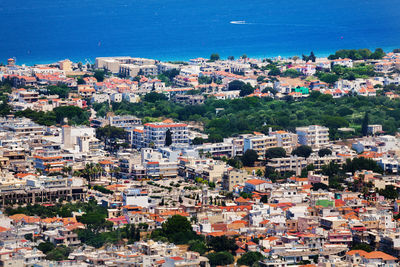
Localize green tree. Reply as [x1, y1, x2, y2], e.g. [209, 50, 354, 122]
[206, 251, 234, 267]
[292, 145, 313, 158]
[379, 185, 398, 199]
[242, 149, 259, 167]
[144, 92, 168, 102]
[362, 112, 369, 136]
[370, 48, 385, 59]
[317, 73, 339, 84]
[45, 246, 72, 261]
[37, 242, 55, 254]
[260, 195, 268, 203]
[255, 169, 263, 177]
[94, 70, 106, 82]
[207, 235, 238, 253]
[228, 80, 254, 96]
[210, 53, 220, 61]
[311, 182, 329, 191]
[188, 240, 208, 255]
[351, 243, 372, 252]
[192, 137, 205, 145]
[237, 251, 265, 266]
[268, 67, 281, 76]
[165, 129, 173, 147]
[265, 147, 286, 159]
[318, 148, 332, 157]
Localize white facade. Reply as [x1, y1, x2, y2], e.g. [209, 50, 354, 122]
[296, 125, 329, 149]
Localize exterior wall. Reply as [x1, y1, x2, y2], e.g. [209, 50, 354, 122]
[296, 125, 329, 149]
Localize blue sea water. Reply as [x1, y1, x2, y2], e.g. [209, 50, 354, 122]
[1, 0, 400, 65]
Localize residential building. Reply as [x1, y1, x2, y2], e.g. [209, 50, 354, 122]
[296, 125, 330, 149]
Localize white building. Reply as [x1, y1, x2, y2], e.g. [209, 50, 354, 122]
[122, 188, 152, 208]
[296, 125, 329, 149]
[132, 120, 189, 149]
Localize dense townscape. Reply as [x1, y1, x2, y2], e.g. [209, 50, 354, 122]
[1, 48, 400, 266]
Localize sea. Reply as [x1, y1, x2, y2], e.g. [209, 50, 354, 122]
[1, 0, 400, 65]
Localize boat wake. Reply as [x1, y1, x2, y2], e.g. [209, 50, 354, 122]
[230, 20, 247, 25]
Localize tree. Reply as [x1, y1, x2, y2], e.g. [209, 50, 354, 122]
[318, 148, 332, 157]
[351, 243, 372, 252]
[45, 246, 72, 261]
[165, 129, 173, 146]
[162, 215, 191, 235]
[37, 242, 55, 254]
[210, 53, 220, 61]
[94, 70, 105, 82]
[152, 215, 200, 244]
[207, 235, 238, 253]
[188, 240, 208, 255]
[309, 51, 316, 62]
[292, 56, 299, 62]
[255, 169, 263, 177]
[268, 67, 281, 76]
[311, 182, 329, 191]
[379, 185, 398, 199]
[228, 80, 254, 96]
[292, 145, 313, 158]
[192, 137, 204, 145]
[370, 48, 385, 59]
[78, 211, 107, 232]
[317, 72, 339, 84]
[260, 195, 268, 203]
[237, 251, 264, 266]
[206, 251, 234, 266]
[362, 112, 369, 136]
[242, 149, 259, 167]
[265, 147, 286, 159]
[228, 56, 235, 61]
[227, 157, 243, 169]
[144, 92, 168, 102]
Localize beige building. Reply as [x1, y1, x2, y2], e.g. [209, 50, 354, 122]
[58, 59, 72, 72]
[222, 169, 249, 191]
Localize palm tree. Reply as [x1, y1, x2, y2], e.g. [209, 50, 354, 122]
[111, 166, 121, 184]
[94, 163, 102, 181]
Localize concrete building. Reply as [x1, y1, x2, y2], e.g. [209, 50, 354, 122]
[131, 120, 189, 149]
[58, 59, 73, 72]
[62, 125, 96, 150]
[266, 156, 307, 176]
[222, 169, 249, 191]
[296, 125, 329, 149]
[122, 188, 152, 208]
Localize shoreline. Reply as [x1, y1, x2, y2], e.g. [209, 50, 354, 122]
[3, 45, 399, 66]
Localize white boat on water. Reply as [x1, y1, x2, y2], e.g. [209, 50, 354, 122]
[230, 20, 246, 24]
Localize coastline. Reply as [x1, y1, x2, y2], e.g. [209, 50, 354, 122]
[5, 44, 399, 66]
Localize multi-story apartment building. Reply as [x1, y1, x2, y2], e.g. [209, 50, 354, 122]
[0, 118, 44, 137]
[222, 169, 249, 191]
[243, 134, 277, 158]
[296, 125, 329, 149]
[266, 156, 307, 176]
[33, 144, 65, 173]
[131, 120, 188, 149]
[243, 131, 297, 158]
[17, 90, 39, 103]
[109, 115, 142, 129]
